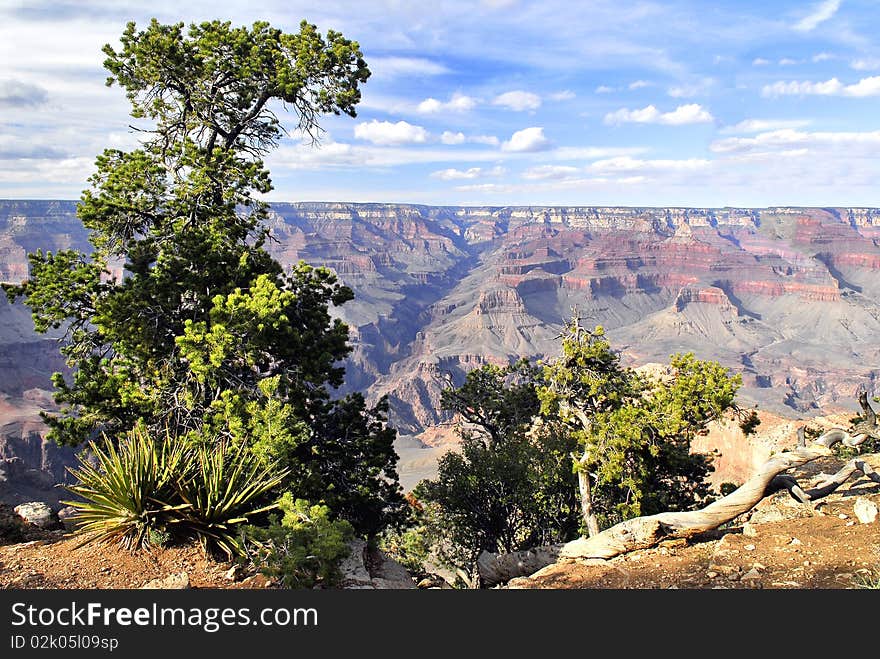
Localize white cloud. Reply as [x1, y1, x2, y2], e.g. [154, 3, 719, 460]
[762, 76, 880, 97]
[416, 93, 477, 114]
[493, 90, 542, 111]
[595, 85, 615, 94]
[0, 79, 49, 107]
[440, 131, 465, 145]
[368, 57, 450, 79]
[752, 58, 770, 66]
[588, 156, 711, 174]
[851, 58, 880, 71]
[604, 103, 713, 126]
[779, 58, 799, 66]
[628, 80, 650, 90]
[440, 131, 499, 146]
[501, 126, 551, 152]
[720, 118, 812, 134]
[793, 0, 841, 32]
[668, 78, 715, 98]
[550, 90, 576, 101]
[812, 52, 834, 62]
[522, 165, 581, 180]
[431, 166, 505, 180]
[710, 128, 880, 155]
[353, 120, 429, 146]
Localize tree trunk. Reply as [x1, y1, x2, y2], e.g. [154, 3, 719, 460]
[578, 453, 601, 537]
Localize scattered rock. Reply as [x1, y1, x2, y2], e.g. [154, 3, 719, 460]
[56, 506, 79, 532]
[741, 568, 762, 581]
[853, 498, 878, 524]
[838, 513, 848, 520]
[706, 571, 718, 579]
[744, 544, 756, 551]
[13, 502, 56, 529]
[224, 566, 240, 581]
[141, 572, 189, 589]
[742, 522, 758, 537]
[789, 538, 802, 546]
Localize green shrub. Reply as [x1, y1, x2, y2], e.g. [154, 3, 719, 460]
[242, 494, 354, 588]
[64, 427, 187, 551]
[172, 441, 288, 558]
[65, 428, 287, 556]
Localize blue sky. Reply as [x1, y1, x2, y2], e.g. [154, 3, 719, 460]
[2, 0, 880, 206]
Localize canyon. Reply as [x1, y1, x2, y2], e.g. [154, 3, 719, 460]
[1, 201, 879, 494]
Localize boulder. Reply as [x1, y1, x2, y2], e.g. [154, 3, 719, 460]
[141, 572, 190, 589]
[13, 501, 56, 529]
[57, 506, 80, 531]
[853, 497, 878, 524]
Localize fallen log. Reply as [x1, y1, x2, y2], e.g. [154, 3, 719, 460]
[477, 545, 561, 587]
[557, 442, 836, 561]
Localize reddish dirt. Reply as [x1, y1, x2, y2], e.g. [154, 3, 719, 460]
[0, 525, 270, 590]
[513, 514, 879, 589]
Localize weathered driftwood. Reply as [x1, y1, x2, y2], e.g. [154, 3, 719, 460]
[557, 442, 835, 561]
[487, 396, 880, 584]
[477, 545, 561, 586]
[772, 456, 880, 503]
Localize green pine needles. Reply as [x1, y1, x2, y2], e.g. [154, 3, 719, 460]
[5, 16, 406, 554]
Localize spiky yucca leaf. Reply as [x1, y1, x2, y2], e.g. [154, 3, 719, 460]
[63, 428, 188, 551]
[172, 441, 288, 558]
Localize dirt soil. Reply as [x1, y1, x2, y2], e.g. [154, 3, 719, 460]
[0, 509, 270, 589]
[513, 455, 880, 589]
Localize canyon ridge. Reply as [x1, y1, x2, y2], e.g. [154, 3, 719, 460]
[1, 201, 879, 496]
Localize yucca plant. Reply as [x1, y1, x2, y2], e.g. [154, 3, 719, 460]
[64, 427, 189, 551]
[170, 440, 289, 558]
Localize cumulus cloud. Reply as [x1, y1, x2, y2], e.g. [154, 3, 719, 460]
[417, 92, 477, 114]
[595, 85, 615, 94]
[588, 156, 711, 174]
[0, 79, 48, 107]
[667, 78, 715, 98]
[779, 58, 799, 66]
[720, 118, 812, 134]
[813, 52, 834, 62]
[521, 165, 580, 180]
[851, 58, 880, 71]
[710, 128, 880, 155]
[762, 76, 880, 97]
[440, 131, 499, 146]
[628, 80, 650, 90]
[369, 57, 450, 79]
[353, 120, 429, 145]
[431, 165, 505, 180]
[752, 58, 770, 66]
[793, 0, 841, 32]
[492, 90, 541, 111]
[501, 126, 551, 152]
[550, 90, 576, 101]
[604, 103, 713, 126]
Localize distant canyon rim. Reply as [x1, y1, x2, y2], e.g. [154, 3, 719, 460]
[1, 201, 878, 494]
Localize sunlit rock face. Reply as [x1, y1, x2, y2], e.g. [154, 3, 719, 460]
[1, 201, 879, 451]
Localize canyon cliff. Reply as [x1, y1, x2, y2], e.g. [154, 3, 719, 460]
[1, 201, 879, 491]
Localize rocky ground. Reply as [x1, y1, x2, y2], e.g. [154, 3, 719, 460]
[0, 505, 415, 590]
[511, 453, 880, 589]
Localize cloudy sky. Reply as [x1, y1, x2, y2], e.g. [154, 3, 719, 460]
[2, 0, 880, 206]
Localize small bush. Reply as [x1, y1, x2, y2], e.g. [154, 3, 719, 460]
[64, 427, 187, 551]
[65, 428, 288, 556]
[242, 494, 353, 588]
[172, 440, 288, 558]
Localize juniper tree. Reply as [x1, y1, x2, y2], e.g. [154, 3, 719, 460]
[539, 315, 757, 534]
[3, 18, 405, 536]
